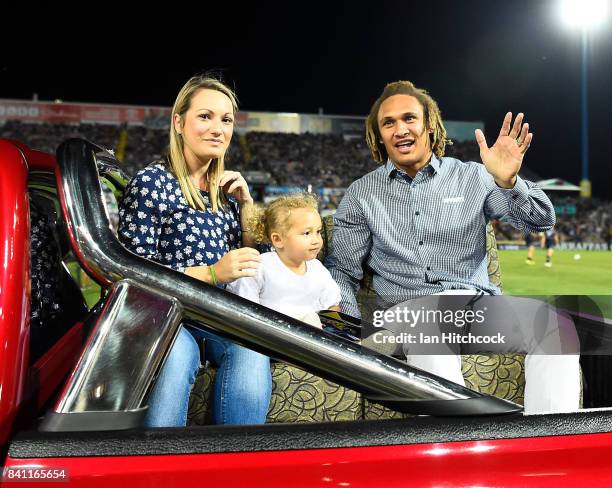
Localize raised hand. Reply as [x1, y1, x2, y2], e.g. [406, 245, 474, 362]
[475, 112, 533, 188]
[219, 171, 253, 206]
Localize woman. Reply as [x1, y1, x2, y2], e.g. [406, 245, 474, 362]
[118, 74, 271, 427]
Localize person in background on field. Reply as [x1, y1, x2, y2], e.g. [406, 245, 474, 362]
[541, 228, 560, 267]
[525, 231, 537, 265]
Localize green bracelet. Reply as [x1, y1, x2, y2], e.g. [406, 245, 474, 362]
[209, 264, 219, 286]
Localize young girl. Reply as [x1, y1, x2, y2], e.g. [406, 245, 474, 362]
[227, 193, 341, 327]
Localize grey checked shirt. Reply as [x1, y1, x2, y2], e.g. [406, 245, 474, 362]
[327, 156, 555, 317]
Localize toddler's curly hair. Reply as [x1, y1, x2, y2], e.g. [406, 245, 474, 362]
[248, 193, 319, 244]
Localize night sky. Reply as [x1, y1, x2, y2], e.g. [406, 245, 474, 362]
[2, 1, 611, 197]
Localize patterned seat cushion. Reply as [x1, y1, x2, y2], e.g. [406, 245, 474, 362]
[188, 363, 361, 425]
[188, 354, 525, 425]
[267, 364, 362, 422]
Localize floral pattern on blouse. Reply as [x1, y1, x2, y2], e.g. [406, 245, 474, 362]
[118, 162, 241, 272]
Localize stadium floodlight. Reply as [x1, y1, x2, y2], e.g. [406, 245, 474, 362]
[559, 0, 609, 29]
[558, 0, 609, 197]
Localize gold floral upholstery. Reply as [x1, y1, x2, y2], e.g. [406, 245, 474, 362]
[485, 223, 502, 289]
[188, 367, 215, 426]
[267, 365, 361, 422]
[461, 353, 525, 405]
[187, 217, 526, 426]
[187, 363, 361, 425]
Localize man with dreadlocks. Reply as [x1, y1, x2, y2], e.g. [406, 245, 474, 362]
[327, 80, 580, 414]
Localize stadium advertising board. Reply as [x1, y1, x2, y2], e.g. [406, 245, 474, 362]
[299, 114, 333, 133]
[1, 100, 152, 125]
[445, 120, 485, 141]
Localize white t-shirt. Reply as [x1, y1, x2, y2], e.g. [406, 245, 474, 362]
[226, 251, 341, 320]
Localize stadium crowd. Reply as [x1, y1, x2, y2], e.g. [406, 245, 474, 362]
[1, 120, 119, 156]
[2, 120, 609, 246]
[1, 121, 479, 187]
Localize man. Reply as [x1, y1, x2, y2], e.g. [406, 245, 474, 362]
[327, 81, 579, 413]
[525, 232, 536, 265]
[541, 228, 559, 267]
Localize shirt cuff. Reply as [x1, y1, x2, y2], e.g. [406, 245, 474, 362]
[498, 175, 530, 205]
[340, 301, 361, 319]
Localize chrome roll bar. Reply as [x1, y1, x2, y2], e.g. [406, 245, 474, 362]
[43, 138, 520, 431]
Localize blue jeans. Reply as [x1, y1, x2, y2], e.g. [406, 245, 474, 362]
[144, 325, 272, 427]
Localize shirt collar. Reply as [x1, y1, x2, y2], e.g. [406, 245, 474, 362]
[385, 155, 442, 179]
[384, 159, 399, 178]
[428, 155, 441, 174]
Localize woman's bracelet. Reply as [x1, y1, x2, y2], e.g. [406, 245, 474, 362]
[209, 264, 219, 286]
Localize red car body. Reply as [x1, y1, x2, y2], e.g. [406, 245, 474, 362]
[1, 138, 612, 487]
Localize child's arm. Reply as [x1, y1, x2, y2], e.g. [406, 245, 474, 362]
[317, 263, 343, 312]
[225, 274, 262, 304]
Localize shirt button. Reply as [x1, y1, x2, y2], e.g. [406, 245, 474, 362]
[415, 211, 420, 216]
[419, 241, 423, 245]
[426, 266, 431, 271]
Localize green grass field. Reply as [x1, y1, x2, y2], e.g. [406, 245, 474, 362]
[499, 249, 612, 318]
[66, 261, 102, 309]
[500, 250, 612, 294]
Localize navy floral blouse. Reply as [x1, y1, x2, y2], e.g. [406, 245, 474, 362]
[118, 162, 242, 272]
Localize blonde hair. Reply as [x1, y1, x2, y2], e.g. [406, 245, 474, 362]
[168, 73, 238, 212]
[248, 193, 319, 244]
[365, 80, 452, 164]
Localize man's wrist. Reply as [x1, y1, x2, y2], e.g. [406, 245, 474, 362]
[494, 175, 517, 189]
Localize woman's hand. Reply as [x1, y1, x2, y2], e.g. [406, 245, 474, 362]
[219, 171, 253, 206]
[219, 170, 257, 247]
[214, 247, 261, 283]
[185, 247, 261, 285]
